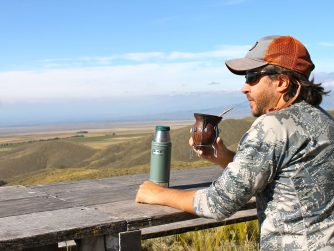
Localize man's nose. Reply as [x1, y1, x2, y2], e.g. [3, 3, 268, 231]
[241, 83, 250, 94]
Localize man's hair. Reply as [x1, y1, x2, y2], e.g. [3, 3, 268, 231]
[261, 65, 330, 106]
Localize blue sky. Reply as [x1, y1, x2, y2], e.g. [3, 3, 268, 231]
[0, 0, 333, 125]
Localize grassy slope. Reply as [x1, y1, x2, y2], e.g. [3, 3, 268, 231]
[0, 140, 97, 180]
[4, 110, 334, 185]
[4, 117, 253, 185]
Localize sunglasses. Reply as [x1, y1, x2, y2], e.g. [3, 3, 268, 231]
[245, 71, 277, 84]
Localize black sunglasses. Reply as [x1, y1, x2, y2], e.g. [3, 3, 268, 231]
[245, 71, 277, 84]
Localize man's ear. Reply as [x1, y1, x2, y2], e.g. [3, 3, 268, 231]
[276, 74, 290, 93]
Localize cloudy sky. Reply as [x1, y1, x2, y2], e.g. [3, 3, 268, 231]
[0, 0, 333, 125]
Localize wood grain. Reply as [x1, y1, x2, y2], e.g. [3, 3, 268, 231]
[0, 166, 257, 250]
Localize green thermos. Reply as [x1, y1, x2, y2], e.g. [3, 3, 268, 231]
[149, 125, 172, 187]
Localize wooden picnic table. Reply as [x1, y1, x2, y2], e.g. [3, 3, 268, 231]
[0, 166, 257, 251]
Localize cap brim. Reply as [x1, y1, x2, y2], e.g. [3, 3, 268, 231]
[225, 58, 267, 75]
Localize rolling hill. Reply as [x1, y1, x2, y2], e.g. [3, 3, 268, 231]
[2, 110, 333, 185]
[0, 117, 254, 184]
[0, 140, 97, 180]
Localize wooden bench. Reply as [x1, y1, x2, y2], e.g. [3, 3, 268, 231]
[0, 166, 258, 250]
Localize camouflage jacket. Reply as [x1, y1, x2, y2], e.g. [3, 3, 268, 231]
[193, 101, 334, 250]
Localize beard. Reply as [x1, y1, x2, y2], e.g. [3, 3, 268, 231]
[249, 91, 273, 117]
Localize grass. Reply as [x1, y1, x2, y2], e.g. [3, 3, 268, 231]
[142, 220, 259, 251]
[8, 160, 213, 185]
[66, 132, 151, 143]
[56, 220, 259, 251]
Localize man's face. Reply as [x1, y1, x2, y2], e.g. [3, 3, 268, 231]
[241, 71, 279, 117]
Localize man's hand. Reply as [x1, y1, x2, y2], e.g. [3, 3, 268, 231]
[189, 136, 235, 168]
[135, 180, 196, 213]
[135, 180, 165, 204]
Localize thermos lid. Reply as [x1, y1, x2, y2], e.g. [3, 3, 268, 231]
[155, 125, 170, 131]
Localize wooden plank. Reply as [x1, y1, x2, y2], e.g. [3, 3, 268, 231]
[58, 240, 76, 248]
[169, 166, 223, 187]
[93, 173, 149, 187]
[33, 183, 139, 206]
[0, 185, 46, 201]
[95, 199, 197, 230]
[29, 180, 112, 194]
[26, 166, 221, 207]
[29, 176, 146, 205]
[87, 166, 221, 188]
[95, 197, 256, 230]
[32, 181, 209, 208]
[141, 208, 258, 239]
[55, 190, 134, 206]
[0, 206, 127, 251]
[0, 195, 74, 218]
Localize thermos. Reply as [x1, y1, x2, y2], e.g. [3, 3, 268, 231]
[149, 125, 172, 187]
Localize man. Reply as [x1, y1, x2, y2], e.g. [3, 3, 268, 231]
[136, 35, 334, 250]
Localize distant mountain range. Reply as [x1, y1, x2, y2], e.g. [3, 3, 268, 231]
[0, 73, 333, 127]
[0, 91, 249, 127]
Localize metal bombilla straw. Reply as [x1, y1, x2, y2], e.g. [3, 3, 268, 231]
[218, 107, 234, 118]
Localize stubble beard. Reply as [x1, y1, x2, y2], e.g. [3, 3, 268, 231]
[251, 91, 273, 117]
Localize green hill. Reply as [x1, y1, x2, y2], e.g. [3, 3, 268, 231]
[0, 140, 97, 180]
[3, 110, 333, 185]
[0, 117, 253, 184]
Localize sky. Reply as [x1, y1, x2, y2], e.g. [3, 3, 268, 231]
[0, 0, 333, 125]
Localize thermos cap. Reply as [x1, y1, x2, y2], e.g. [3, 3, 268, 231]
[155, 125, 170, 131]
[154, 125, 171, 143]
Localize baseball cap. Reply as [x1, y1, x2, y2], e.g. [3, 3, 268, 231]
[225, 35, 315, 77]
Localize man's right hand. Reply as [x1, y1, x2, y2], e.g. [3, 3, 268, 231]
[189, 136, 235, 168]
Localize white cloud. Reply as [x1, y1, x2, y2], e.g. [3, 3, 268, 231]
[4, 44, 332, 103]
[0, 62, 243, 102]
[39, 45, 249, 68]
[166, 46, 248, 60]
[0, 46, 251, 102]
[123, 52, 165, 61]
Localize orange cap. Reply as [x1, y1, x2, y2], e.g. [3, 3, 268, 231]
[225, 35, 315, 77]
